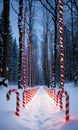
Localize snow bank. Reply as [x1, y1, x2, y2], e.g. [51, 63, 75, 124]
[0, 83, 78, 130]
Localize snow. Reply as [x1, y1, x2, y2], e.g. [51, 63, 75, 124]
[0, 83, 78, 130]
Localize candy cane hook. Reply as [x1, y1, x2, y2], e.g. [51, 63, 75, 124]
[6, 89, 20, 116]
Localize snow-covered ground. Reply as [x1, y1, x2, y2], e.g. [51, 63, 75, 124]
[0, 82, 78, 130]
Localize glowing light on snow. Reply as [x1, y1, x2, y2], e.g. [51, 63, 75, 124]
[61, 116, 74, 123]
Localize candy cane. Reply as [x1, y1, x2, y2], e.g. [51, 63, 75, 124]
[59, 0, 64, 91]
[44, 88, 56, 102]
[49, 90, 52, 98]
[59, 91, 63, 110]
[26, 90, 32, 104]
[52, 88, 56, 101]
[56, 90, 61, 106]
[25, 88, 39, 104]
[15, 91, 20, 116]
[56, 90, 63, 110]
[6, 89, 16, 100]
[64, 90, 69, 121]
[57, 90, 69, 121]
[6, 89, 20, 116]
[22, 90, 26, 107]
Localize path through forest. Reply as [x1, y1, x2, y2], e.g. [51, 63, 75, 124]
[1, 84, 78, 130]
[22, 87, 64, 130]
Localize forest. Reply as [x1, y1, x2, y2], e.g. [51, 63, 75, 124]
[0, 0, 78, 88]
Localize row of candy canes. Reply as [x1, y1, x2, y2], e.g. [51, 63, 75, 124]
[22, 88, 39, 107]
[22, 6, 38, 107]
[6, 88, 39, 116]
[45, 0, 70, 122]
[22, 6, 37, 87]
[6, 6, 34, 117]
[44, 87, 69, 122]
[44, 88, 56, 102]
[45, 0, 65, 113]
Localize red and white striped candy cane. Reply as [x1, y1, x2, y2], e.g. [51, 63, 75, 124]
[52, 88, 56, 101]
[59, 0, 64, 91]
[44, 88, 56, 102]
[56, 90, 61, 106]
[26, 90, 32, 104]
[59, 90, 69, 121]
[15, 91, 20, 116]
[6, 89, 16, 100]
[26, 88, 39, 104]
[64, 90, 69, 121]
[22, 90, 26, 107]
[59, 90, 63, 110]
[6, 89, 20, 116]
[56, 90, 63, 110]
[48, 89, 53, 98]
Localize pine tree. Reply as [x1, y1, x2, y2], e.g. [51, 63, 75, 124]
[8, 35, 18, 83]
[12, 38, 18, 83]
[8, 28, 14, 82]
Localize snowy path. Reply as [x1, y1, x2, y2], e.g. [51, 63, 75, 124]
[1, 84, 78, 130]
[21, 87, 63, 130]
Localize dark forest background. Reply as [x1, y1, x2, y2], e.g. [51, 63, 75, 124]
[0, 0, 78, 87]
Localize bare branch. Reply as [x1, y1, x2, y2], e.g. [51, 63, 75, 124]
[64, 0, 78, 16]
[66, 3, 78, 16]
[11, 3, 18, 15]
[73, 0, 78, 10]
[39, 0, 55, 18]
[46, 0, 55, 12]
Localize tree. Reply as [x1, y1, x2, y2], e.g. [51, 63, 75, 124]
[40, 0, 59, 88]
[42, 12, 49, 87]
[27, 0, 37, 87]
[8, 37, 18, 83]
[18, 0, 23, 89]
[49, 31, 53, 86]
[63, 26, 72, 81]
[64, 0, 78, 84]
[0, 0, 10, 87]
[8, 28, 14, 82]
[12, 38, 19, 83]
[0, 11, 4, 79]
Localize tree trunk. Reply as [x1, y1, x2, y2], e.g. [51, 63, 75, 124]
[18, 0, 23, 89]
[71, 0, 76, 83]
[53, 7, 57, 88]
[0, 0, 10, 87]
